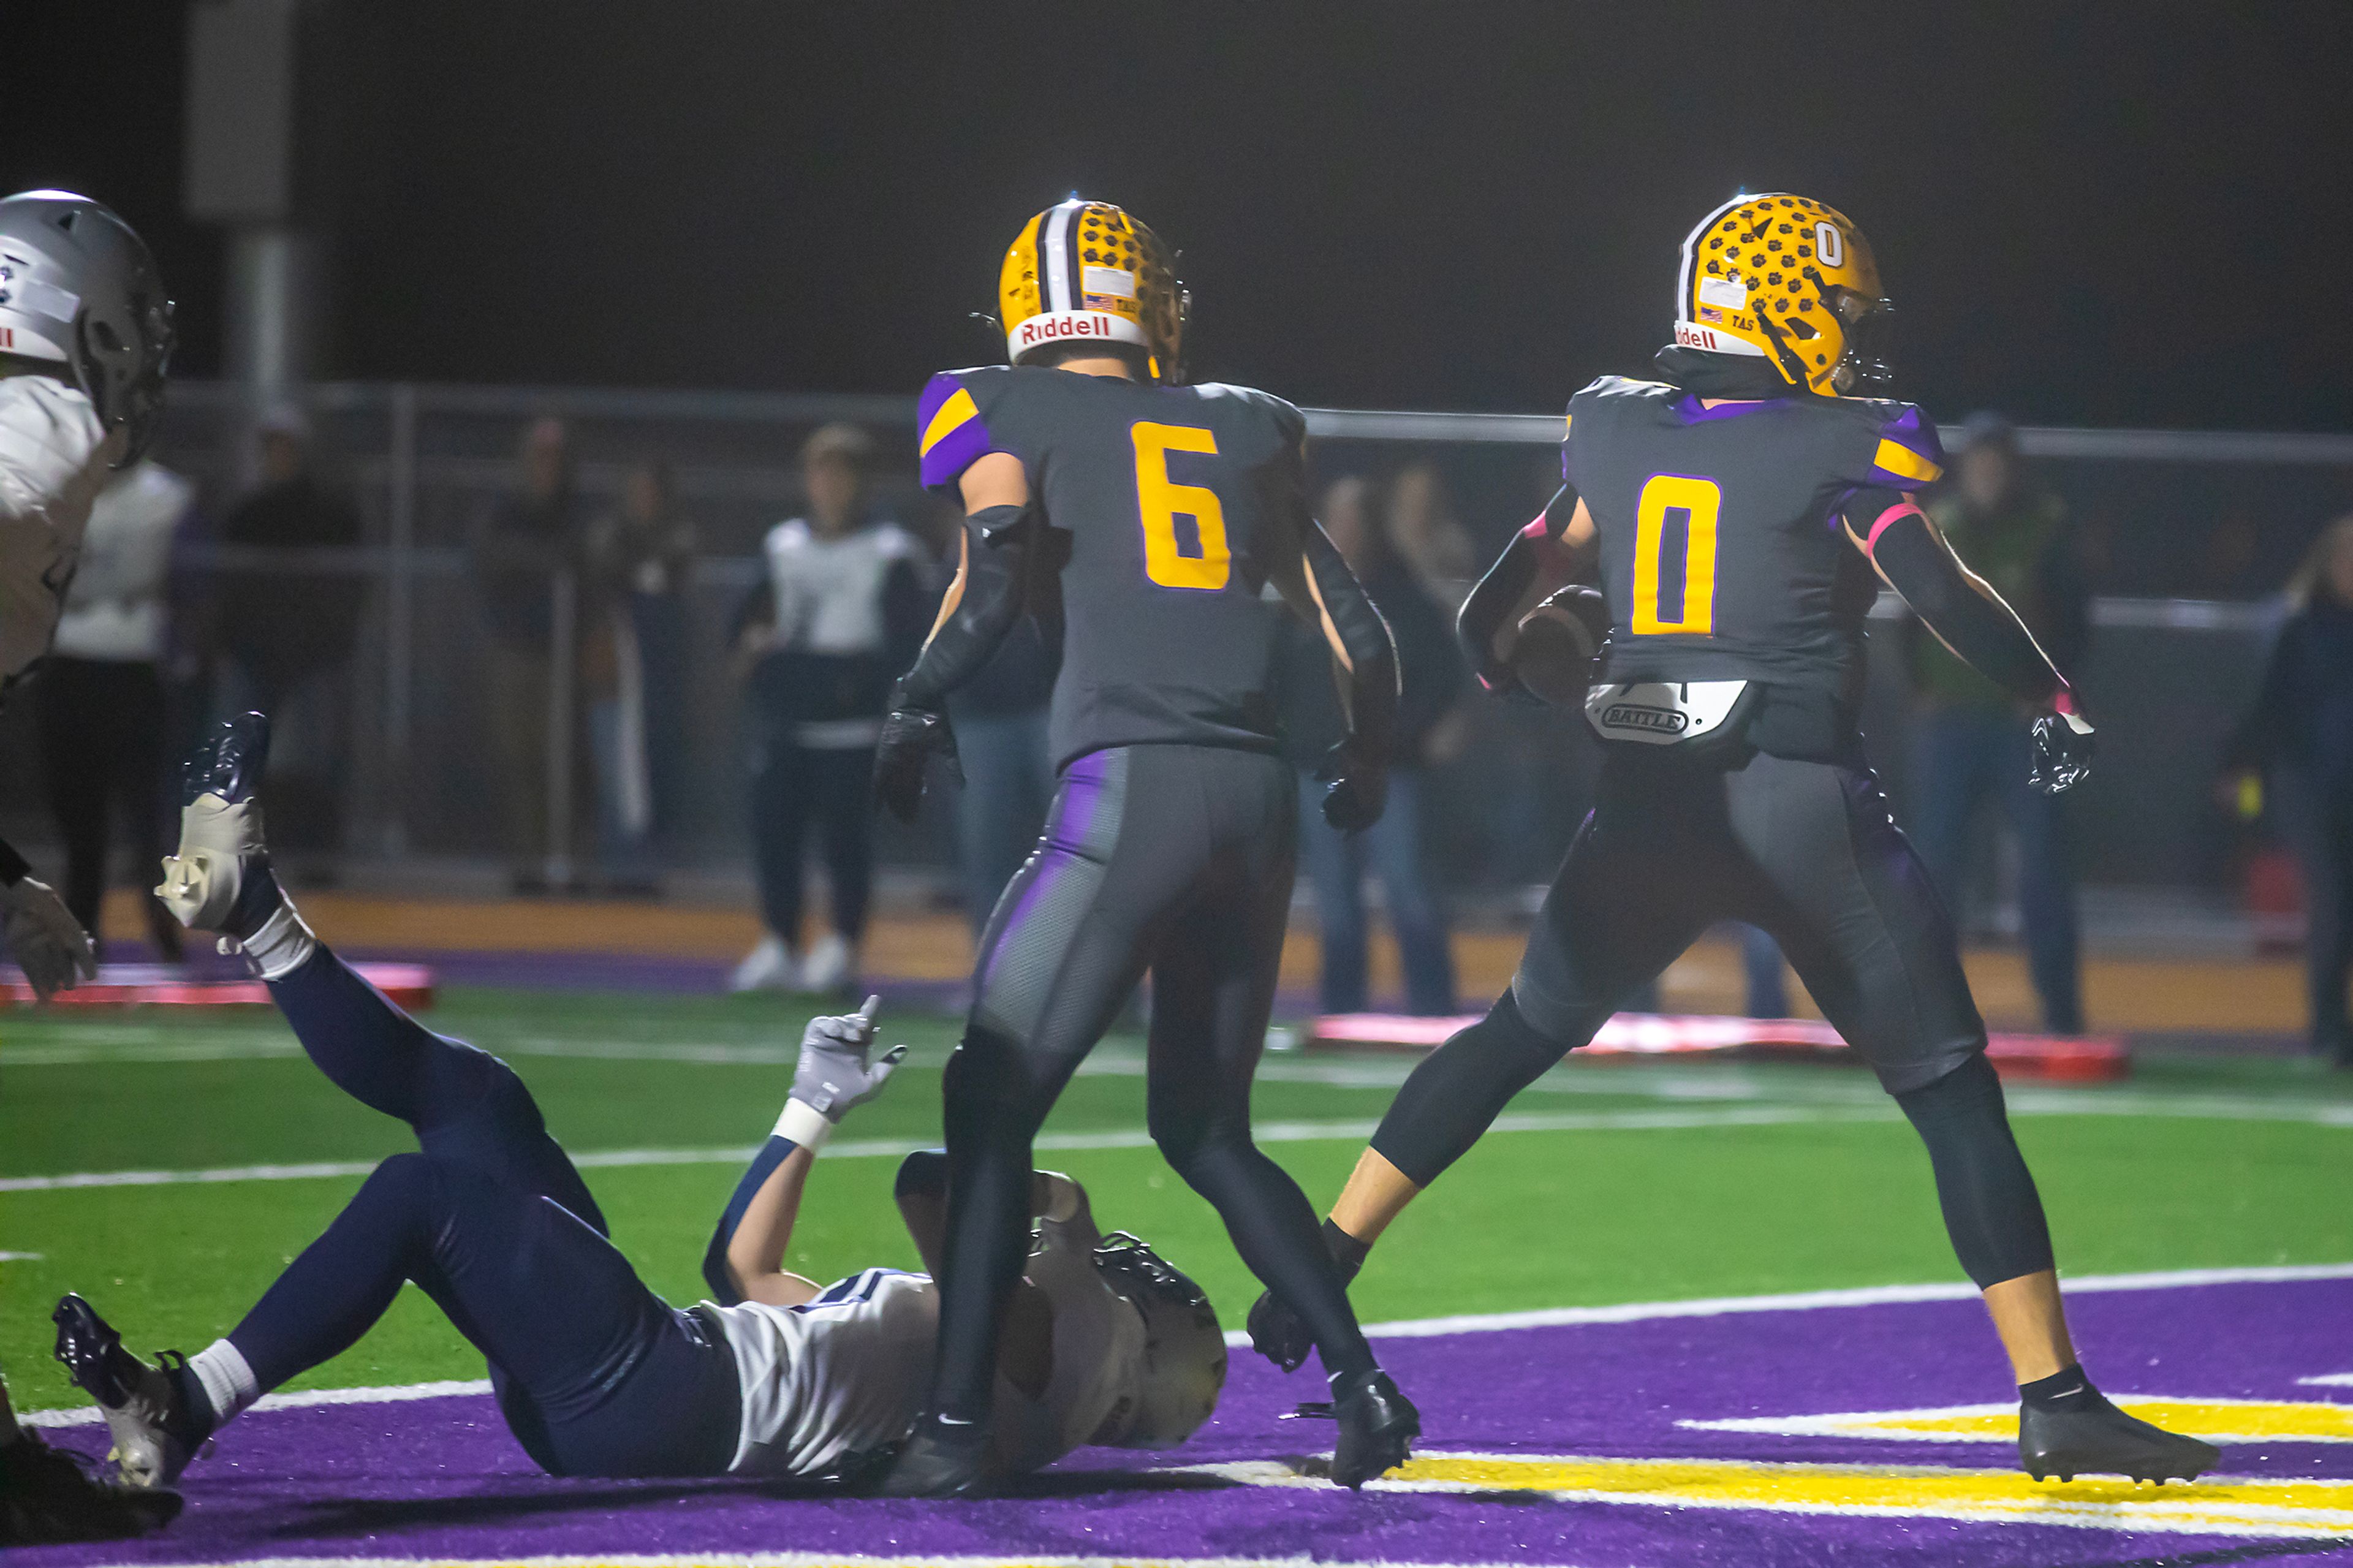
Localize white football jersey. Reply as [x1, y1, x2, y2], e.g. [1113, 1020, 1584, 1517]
[707, 1230, 1145, 1480]
[0, 376, 123, 689]
[761, 517, 920, 657]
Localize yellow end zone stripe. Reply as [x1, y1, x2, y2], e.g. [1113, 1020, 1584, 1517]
[1689, 1395, 2353, 1445]
[1873, 437, 1944, 483]
[1198, 1453, 2353, 1539]
[919, 387, 979, 456]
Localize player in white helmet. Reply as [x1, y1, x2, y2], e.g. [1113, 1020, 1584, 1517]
[53, 714, 1224, 1493]
[0, 189, 175, 1002]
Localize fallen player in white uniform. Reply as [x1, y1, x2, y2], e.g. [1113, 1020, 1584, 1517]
[54, 713, 1225, 1490]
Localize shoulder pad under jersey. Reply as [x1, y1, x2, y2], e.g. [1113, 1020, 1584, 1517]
[917, 367, 1015, 495]
[1838, 399, 1946, 491]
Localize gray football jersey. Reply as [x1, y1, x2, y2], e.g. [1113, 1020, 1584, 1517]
[1552, 376, 1946, 706]
[919, 365, 1316, 771]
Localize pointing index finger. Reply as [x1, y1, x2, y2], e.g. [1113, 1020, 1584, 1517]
[857, 993, 882, 1026]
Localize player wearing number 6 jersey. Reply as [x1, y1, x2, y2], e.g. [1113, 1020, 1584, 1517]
[870, 197, 1414, 1496]
[1247, 194, 2217, 1489]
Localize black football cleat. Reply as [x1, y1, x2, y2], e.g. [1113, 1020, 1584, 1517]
[1329, 1368, 1419, 1489]
[868, 1417, 989, 1498]
[2020, 1391, 2220, 1485]
[0, 1428, 183, 1544]
[51, 1295, 202, 1489]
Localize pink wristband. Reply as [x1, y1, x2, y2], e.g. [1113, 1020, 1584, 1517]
[1520, 515, 1551, 542]
[1863, 499, 1927, 555]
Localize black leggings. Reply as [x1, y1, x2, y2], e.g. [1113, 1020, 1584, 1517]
[227, 950, 740, 1476]
[1371, 749, 2055, 1292]
[928, 744, 1376, 1423]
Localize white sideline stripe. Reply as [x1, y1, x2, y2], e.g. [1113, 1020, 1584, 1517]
[21, 1378, 492, 1430]
[13, 1031, 2353, 1129]
[1336, 1262, 2353, 1343]
[0, 1249, 42, 1261]
[0, 1106, 1873, 1192]
[2304, 1374, 2353, 1387]
[26, 1266, 2351, 1424]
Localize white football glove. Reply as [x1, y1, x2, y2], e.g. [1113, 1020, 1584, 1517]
[777, 994, 907, 1149]
[2, 876, 97, 1001]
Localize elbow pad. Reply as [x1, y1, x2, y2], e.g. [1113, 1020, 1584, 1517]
[893, 507, 1033, 712]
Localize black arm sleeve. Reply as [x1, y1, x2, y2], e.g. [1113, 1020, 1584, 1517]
[1850, 488, 2063, 706]
[1302, 517, 1400, 765]
[0, 831, 28, 888]
[890, 504, 1033, 713]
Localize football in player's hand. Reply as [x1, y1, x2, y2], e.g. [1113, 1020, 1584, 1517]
[1510, 586, 1609, 705]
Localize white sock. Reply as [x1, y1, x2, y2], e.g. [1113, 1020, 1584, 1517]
[186, 1339, 259, 1427]
[240, 901, 318, 982]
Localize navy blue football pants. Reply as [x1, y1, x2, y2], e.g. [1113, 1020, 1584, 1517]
[926, 744, 1378, 1425]
[226, 949, 740, 1476]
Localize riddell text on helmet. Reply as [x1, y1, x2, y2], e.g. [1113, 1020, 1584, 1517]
[1017, 314, 1116, 349]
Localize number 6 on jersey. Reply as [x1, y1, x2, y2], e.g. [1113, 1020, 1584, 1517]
[1131, 422, 1230, 590]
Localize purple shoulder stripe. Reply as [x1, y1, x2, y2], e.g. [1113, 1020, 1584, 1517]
[917, 371, 999, 494]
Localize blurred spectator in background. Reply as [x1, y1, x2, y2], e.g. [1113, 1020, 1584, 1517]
[1908, 414, 2091, 1033]
[214, 407, 364, 865]
[2223, 516, 2353, 1066]
[36, 458, 192, 960]
[946, 618, 1059, 942]
[1281, 474, 1464, 1015]
[731, 425, 928, 994]
[1387, 461, 1479, 597]
[474, 416, 588, 890]
[583, 460, 696, 890]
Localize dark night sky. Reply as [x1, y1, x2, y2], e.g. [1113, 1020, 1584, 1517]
[8, 3, 2352, 428]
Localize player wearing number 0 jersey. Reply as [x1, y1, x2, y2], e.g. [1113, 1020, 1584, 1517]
[1247, 194, 2219, 1490]
[870, 197, 1416, 1496]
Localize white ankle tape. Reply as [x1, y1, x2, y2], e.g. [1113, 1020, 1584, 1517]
[242, 902, 318, 981]
[774, 1097, 833, 1153]
[188, 1340, 259, 1426]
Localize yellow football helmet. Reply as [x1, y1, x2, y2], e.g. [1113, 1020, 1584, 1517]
[999, 198, 1186, 379]
[1673, 194, 1895, 395]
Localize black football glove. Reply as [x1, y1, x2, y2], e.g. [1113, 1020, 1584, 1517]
[1248, 1220, 1371, 1373]
[873, 706, 960, 823]
[1317, 738, 1388, 833]
[2028, 705, 2096, 795]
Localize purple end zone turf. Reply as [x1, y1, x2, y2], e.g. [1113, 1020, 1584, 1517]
[16, 1275, 2351, 1567]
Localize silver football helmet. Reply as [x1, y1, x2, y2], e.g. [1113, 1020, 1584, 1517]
[1091, 1230, 1226, 1449]
[0, 191, 173, 464]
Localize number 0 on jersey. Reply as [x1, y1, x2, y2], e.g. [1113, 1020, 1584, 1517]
[1631, 473, 1722, 635]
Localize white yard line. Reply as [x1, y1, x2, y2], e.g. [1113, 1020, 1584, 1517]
[25, 1265, 2347, 1425]
[0, 1105, 1874, 1192]
[11, 1029, 2351, 1124]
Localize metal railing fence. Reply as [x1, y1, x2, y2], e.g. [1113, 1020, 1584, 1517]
[0, 379, 2343, 902]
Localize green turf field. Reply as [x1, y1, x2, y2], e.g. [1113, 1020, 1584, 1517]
[3, 987, 2349, 1412]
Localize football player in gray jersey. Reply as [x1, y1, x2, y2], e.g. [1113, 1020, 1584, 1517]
[55, 716, 1221, 1494]
[0, 189, 172, 1006]
[1249, 195, 2216, 1488]
[871, 198, 1415, 1496]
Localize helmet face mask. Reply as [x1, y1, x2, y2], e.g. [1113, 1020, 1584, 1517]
[999, 199, 1185, 382]
[1089, 1230, 1225, 1449]
[1676, 193, 1893, 396]
[0, 191, 173, 464]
